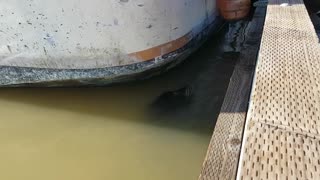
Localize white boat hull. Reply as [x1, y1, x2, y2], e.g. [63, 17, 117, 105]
[0, 0, 220, 86]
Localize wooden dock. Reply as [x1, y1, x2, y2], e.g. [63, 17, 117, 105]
[200, 0, 320, 179]
[199, 3, 266, 179]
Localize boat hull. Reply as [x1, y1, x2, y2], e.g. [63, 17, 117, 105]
[0, 0, 221, 86]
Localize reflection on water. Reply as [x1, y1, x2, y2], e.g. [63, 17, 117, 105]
[0, 22, 245, 180]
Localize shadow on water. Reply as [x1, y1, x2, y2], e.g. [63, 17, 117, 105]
[305, 0, 320, 40]
[0, 20, 248, 136]
[149, 21, 248, 134]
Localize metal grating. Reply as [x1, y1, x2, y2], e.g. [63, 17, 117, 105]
[237, 0, 320, 179]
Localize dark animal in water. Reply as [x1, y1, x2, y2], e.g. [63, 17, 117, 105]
[151, 86, 193, 114]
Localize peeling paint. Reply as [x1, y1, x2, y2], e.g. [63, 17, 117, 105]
[113, 18, 119, 26]
[7, 45, 12, 53]
[44, 34, 56, 47]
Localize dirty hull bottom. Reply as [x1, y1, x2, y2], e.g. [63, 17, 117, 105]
[0, 19, 223, 87]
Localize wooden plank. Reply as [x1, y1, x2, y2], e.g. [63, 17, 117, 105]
[198, 4, 266, 180]
[237, 0, 320, 179]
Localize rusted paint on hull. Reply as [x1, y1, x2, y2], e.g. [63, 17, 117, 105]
[218, 0, 251, 21]
[129, 33, 192, 61]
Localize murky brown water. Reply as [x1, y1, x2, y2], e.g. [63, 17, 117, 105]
[0, 23, 245, 180]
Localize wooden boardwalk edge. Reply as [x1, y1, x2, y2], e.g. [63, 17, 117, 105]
[236, 0, 320, 179]
[199, 4, 266, 180]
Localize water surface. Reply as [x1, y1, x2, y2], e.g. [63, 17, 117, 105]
[0, 23, 244, 180]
